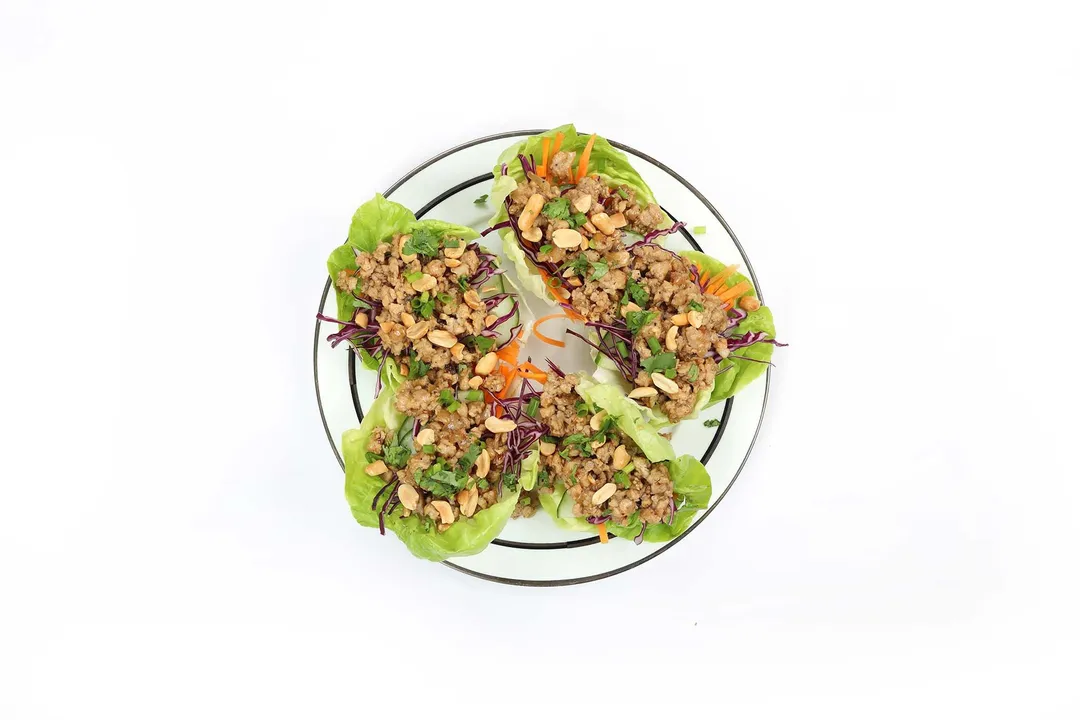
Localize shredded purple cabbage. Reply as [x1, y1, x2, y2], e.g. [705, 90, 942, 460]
[545, 358, 566, 378]
[587, 515, 611, 525]
[481, 220, 511, 237]
[634, 523, 647, 544]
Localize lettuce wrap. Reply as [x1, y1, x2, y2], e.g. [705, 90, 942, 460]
[537, 376, 712, 542]
[487, 124, 672, 308]
[323, 193, 516, 394]
[342, 385, 540, 561]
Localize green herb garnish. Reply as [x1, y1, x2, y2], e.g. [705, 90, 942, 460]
[589, 260, 609, 281]
[569, 212, 587, 229]
[624, 277, 650, 307]
[687, 365, 699, 382]
[642, 352, 676, 374]
[693, 225, 706, 235]
[469, 335, 496, 353]
[647, 336, 662, 354]
[422, 444, 435, 454]
[474, 195, 488, 205]
[463, 390, 484, 402]
[617, 188, 629, 199]
[689, 300, 704, 312]
[629, 311, 658, 337]
[404, 271, 423, 284]
[538, 244, 553, 256]
[542, 198, 570, 220]
[403, 228, 441, 259]
[703, 419, 721, 428]
[614, 470, 631, 488]
[525, 397, 539, 417]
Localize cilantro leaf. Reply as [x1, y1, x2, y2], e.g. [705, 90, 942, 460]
[560, 254, 591, 278]
[459, 443, 482, 472]
[626, 313, 656, 338]
[589, 260, 609, 281]
[383, 444, 410, 469]
[542, 198, 570, 221]
[614, 470, 631, 489]
[624, 277, 650, 307]
[407, 352, 429, 379]
[642, 352, 677, 374]
[469, 335, 495, 353]
[703, 418, 721, 428]
[474, 194, 488, 204]
[403, 228, 440, 258]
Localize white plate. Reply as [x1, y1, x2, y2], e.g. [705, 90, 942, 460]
[314, 130, 770, 585]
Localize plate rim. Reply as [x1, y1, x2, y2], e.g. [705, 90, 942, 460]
[312, 129, 771, 586]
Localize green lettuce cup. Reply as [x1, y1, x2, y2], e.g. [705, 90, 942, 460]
[343, 384, 541, 562]
[321, 193, 516, 394]
[580, 247, 781, 427]
[534, 374, 711, 543]
[487, 124, 674, 309]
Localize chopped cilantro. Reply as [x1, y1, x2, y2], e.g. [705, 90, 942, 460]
[384, 444, 410, 469]
[664, 368, 677, 379]
[521, 496, 531, 505]
[350, 297, 373, 309]
[438, 389, 456, 408]
[629, 311, 658, 337]
[403, 228, 441, 259]
[457, 276, 470, 292]
[642, 352, 677, 374]
[614, 470, 631, 489]
[404, 271, 423, 284]
[624, 277, 650, 307]
[419, 466, 464, 498]
[560, 254, 591, 278]
[365, 451, 382, 463]
[474, 195, 488, 205]
[469, 335, 496, 353]
[502, 472, 519, 491]
[589, 261, 609, 281]
[541, 198, 570, 220]
[538, 244, 554, 256]
[703, 418, 721, 428]
[458, 443, 482, 472]
[442, 238, 460, 248]
[407, 352, 429, 379]
[537, 469, 550, 486]
[575, 401, 590, 417]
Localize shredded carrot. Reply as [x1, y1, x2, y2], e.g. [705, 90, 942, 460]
[497, 364, 518, 399]
[538, 269, 570, 302]
[698, 270, 711, 287]
[517, 361, 548, 382]
[563, 306, 585, 322]
[597, 522, 609, 543]
[534, 313, 568, 347]
[539, 137, 551, 179]
[716, 280, 752, 303]
[576, 134, 597, 181]
[706, 277, 726, 294]
[550, 132, 564, 161]
[495, 339, 521, 365]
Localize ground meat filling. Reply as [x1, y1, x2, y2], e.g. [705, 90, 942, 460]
[341, 231, 498, 372]
[534, 374, 674, 527]
[365, 393, 513, 534]
[505, 151, 665, 306]
[620, 244, 736, 423]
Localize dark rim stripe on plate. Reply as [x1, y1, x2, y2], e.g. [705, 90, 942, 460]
[313, 129, 769, 585]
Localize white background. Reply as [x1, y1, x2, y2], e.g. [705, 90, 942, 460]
[2, 1, 1077, 717]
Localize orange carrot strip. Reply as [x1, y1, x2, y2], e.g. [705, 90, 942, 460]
[576, 134, 597, 181]
[698, 270, 711, 288]
[517, 368, 548, 382]
[706, 277, 727, 294]
[497, 365, 518, 399]
[597, 522, 609, 543]
[563, 306, 585, 322]
[716, 280, 752, 303]
[539, 137, 551, 179]
[495, 340, 521, 365]
[534, 313, 568, 347]
[550, 132, 564, 163]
